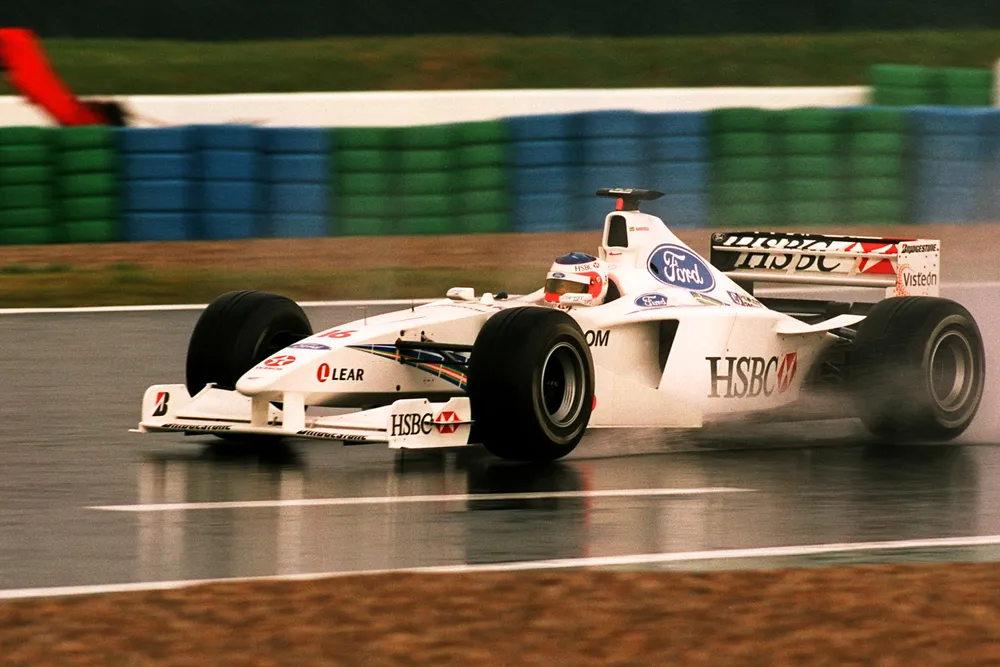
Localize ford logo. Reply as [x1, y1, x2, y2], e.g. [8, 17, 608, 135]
[289, 342, 331, 351]
[647, 244, 716, 292]
[634, 293, 669, 308]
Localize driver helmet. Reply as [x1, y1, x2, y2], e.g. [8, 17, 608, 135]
[544, 252, 608, 306]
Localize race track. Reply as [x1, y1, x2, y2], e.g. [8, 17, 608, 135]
[2, 285, 1000, 597]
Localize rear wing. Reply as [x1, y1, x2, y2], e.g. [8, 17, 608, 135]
[709, 231, 940, 298]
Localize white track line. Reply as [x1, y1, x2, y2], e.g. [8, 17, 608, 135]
[89, 487, 750, 512]
[0, 299, 437, 315]
[4, 533, 1000, 601]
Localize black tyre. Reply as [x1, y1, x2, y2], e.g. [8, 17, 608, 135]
[186, 290, 313, 396]
[467, 307, 594, 461]
[851, 296, 984, 441]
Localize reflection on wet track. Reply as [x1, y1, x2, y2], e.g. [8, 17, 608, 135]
[1, 286, 999, 594]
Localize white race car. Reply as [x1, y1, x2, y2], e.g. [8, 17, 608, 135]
[135, 189, 986, 461]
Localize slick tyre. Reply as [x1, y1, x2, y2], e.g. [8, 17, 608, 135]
[851, 296, 984, 441]
[468, 307, 594, 461]
[186, 290, 313, 396]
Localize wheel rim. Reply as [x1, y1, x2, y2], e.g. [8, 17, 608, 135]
[540, 342, 585, 427]
[930, 329, 976, 412]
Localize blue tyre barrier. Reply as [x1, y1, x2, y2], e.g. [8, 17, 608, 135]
[645, 112, 707, 137]
[120, 154, 191, 181]
[201, 212, 260, 240]
[576, 110, 645, 138]
[268, 213, 330, 238]
[511, 166, 576, 195]
[914, 135, 988, 162]
[122, 212, 191, 241]
[646, 162, 709, 194]
[916, 159, 985, 189]
[194, 124, 259, 150]
[262, 128, 331, 154]
[580, 137, 645, 165]
[649, 193, 709, 229]
[265, 155, 330, 183]
[911, 109, 990, 136]
[268, 183, 329, 215]
[200, 150, 259, 181]
[511, 193, 574, 231]
[509, 114, 576, 141]
[510, 140, 577, 168]
[576, 164, 645, 194]
[122, 180, 192, 212]
[202, 181, 262, 212]
[116, 128, 193, 154]
[648, 136, 708, 162]
[915, 186, 983, 223]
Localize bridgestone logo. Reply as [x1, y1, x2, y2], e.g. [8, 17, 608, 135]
[297, 429, 368, 442]
[902, 243, 938, 254]
[163, 423, 232, 432]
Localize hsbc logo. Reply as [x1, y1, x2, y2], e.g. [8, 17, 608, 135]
[434, 410, 461, 434]
[707, 352, 799, 398]
[391, 413, 434, 437]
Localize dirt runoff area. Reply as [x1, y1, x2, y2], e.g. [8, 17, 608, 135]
[5, 565, 1000, 665]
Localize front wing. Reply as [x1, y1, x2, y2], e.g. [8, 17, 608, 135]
[133, 384, 473, 449]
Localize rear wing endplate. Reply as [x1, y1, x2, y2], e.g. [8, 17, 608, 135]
[709, 231, 940, 298]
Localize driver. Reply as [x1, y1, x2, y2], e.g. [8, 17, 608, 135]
[543, 252, 608, 307]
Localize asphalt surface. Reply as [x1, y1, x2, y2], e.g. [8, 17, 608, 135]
[2, 286, 1000, 593]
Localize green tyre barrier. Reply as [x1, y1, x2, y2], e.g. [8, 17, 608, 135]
[400, 194, 451, 217]
[337, 172, 392, 196]
[397, 171, 453, 196]
[61, 220, 119, 243]
[335, 127, 395, 150]
[779, 108, 843, 133]
[59, 173, 117, 197]
[870, 64, 933, 89]
[847, 132, 907, 156]
[0, 144, 51, 165]
[0, 207, 55, 228]
[940, 88, 992, 107]
[336, 217, 396, 236]
[711, 182, 776, 206]
[785, 178, 840, 201]
[0, 127, 52, 146]
[848, 178, 903, 199]
[397, 216, 455, 235]
[872, 87, 934, 106]
[336, 150, 394, 174]
[845, 108, 908, 133]
[0, 185, 53, 210]
[459, 189, 507, 214]
[0, 225, 56, 245]
[457, 120, 507, 144]
[58, 126, 113, 150]
[847, 154, 905, 177]
[339, 195, 394, 218]
[396, 124, 457, 149]
[780, 133, 840, 155]
[462, 211, 509, 234]
[60, 196, 118, 221]
[712, 202, 776, 228]
[0, 165, 54, 185]
[712, 132, 772, 157]
[457, 166, 506, 191]
[784, 155, 840, 179]
[59, 149, 116, 174]
[710, 108, 775, 133]
[848, 199, 906, 224]
[457, 144, 506, 168]
[786, 200, 841, 225]
[713, 157, 780, 181]
[398, 149, 453, 172]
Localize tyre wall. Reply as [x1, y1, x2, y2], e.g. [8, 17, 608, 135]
[2, 108, 1000, 245]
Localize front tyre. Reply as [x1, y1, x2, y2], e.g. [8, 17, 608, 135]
[467, 307, 594, 461]
[851, 296, 984, 441]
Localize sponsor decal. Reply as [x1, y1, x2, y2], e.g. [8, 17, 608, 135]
[585, 329, 610, 347]
[727, 291, 764, 308]
[296, 429, 368, 442]
[690, 292, 728, 307]
[628, 226, 650, 232]
[552, 272, 566, 278]
[152, 392, 170, 417]
[902, 243, 938, 254]
[719, 234, 844, 273]
[289, 342, 331, 351]
[706, 352, 798, 398]
[434, 410, 461, 434]
[262, 355, 296, 368]
[317, 329, 356, 339]
[573, 261, 600, 272]
[845, 241, 898, 275]
[899, 266, 937, 287]
[634, 293, 670, 308]
[316, 363, 364, 383]
[391, 412, 434, 437]
[162, 423, 232, 432]
[648, 244, 716, 291]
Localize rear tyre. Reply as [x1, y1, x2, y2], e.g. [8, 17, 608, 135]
[467, 307, 594, 461]
[186, 290, 313, 396]
[851, 296, 984, 441]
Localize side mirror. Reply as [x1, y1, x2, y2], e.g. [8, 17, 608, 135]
[447, 287, 475, 301]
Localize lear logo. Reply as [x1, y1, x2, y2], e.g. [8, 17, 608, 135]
[634, 293, 669, 308]
[152, 392, 169, 417]
[585, 330, 610, 347]
[647, 244, 716, 292]
[707, 352, 798, 398]
[391, 413, 434, 437]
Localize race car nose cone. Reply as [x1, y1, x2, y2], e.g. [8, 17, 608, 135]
[235, 373, 270, 395]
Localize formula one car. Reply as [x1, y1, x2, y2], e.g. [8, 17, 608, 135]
[135, 189, 985, 460]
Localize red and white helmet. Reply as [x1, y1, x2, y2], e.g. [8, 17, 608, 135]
[543, 252, 608, 306]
